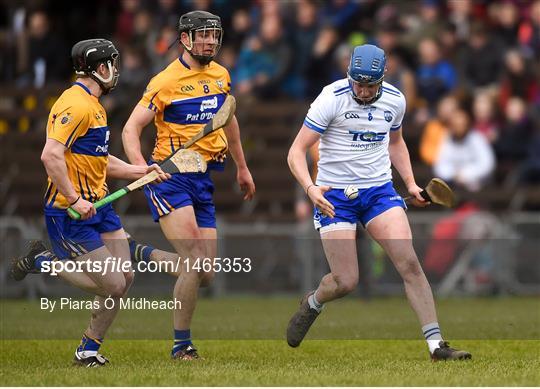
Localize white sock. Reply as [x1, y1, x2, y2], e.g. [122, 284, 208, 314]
[422, 322, 443, 354]
[307, 291, 323, 312]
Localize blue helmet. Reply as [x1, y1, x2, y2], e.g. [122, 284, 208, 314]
[347, 44, 386, 104]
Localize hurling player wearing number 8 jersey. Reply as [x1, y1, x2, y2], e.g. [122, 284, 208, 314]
[122, 11, 255, 360]
[286, 44, 471, 361]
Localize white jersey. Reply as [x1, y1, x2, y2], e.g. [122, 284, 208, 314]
[304, 79, 406, 188]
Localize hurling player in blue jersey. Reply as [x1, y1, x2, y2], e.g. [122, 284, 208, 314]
[286, 44, 471, 361]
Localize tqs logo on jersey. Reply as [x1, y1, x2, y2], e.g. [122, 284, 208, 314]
[344, 111, 361, 119]
[348, 130, 386, 142]
[216, 80, 224, 90]
[181, 85, 195, 92]
[384, 110, 393, 122]
[200, 96, 218, 112]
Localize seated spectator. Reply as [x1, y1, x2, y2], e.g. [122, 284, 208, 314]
[402, 0, 444, 50]
[517, 0, 540, 58]
[494, 97, 532, 166]
[498, 49, 540, 111]
[517, 129, 540, 184]
[419, 95, 459, 166]
[489, 0, 520, 49]
[472, 91, 499, 143]
[385, 49, 417, 112]
[434, 109, 495, 192]
[416, 37, 457, 111]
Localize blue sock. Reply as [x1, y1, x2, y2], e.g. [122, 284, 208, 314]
[35, 251, 55, 271]
[77, 333, 103, 353]
[172, 329, 192, 355]
[128, 238, 154, 263]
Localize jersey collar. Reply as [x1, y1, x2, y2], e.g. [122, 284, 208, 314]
[74, 82, 92, 95]
[178, 55, 191, 70]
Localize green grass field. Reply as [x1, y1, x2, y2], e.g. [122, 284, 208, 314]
[1, 297, 539, 386]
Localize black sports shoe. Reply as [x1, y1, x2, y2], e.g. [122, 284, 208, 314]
[286, 291, 320, 348]
[73, 350, 110, 367]
[431, 341, 472, 361]
[10, 240, 49, 281]
[172, 344, 200, 360]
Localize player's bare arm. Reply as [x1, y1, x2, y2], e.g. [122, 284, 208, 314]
[388, 129, 427, 207]
[41, 138, 96, 219]
[223, 114, 255, 200]
[107, 154, 170, 182]
[288, 125, 335, 218]
[122, 105, 156, 166]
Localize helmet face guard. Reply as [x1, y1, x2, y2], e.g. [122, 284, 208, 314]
[347, 76, 383, 105]
[72, 39, 120, 94]
[178, 11, 223, 65]
[347, 44, 386, 105]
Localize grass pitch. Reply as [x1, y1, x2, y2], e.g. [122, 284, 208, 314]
[1, 297, 539, 386]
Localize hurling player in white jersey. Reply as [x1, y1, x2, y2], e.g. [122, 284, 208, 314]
[286, 44, 471, 361]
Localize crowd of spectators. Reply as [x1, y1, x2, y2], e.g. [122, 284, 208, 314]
[1, 0, 540, 194]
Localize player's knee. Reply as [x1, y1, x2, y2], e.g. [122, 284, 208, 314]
[398, 257, 424, 280]
[123, 271, 135, 292]
[182, 238, 205, 257]
[200, 271, 214, 287]
[104, 280, 126, 298]
[333, 274, 358, 297]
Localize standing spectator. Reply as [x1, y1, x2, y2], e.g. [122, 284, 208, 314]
[461, 22, 504, 92]
[304, 24, 339, 98]
[290, 0, 320, 98]
[434, 109, 495, 192]
[17, 10, 68, 88]
[115, 0, 141, 46]
[416, 37, 457, 110]
[235, 14, 292, 99]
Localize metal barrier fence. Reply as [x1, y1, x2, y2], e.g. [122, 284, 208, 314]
[1, 213, 539, 299]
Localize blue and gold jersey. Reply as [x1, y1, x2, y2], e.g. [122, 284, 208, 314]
[139, 57, 231, 167]
[44, 82, 110, 212]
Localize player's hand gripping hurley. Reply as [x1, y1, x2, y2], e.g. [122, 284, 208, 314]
[404, 178, 456, 208]
[67, 95, 237, 220]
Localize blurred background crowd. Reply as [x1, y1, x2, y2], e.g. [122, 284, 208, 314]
[1, 0, 539, 296]
[1, 0, 540, 213]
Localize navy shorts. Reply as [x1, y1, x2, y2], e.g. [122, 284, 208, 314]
[45, 203, 123, 260]
[313, 181, 406, 230]
[144, 171, 216, 228]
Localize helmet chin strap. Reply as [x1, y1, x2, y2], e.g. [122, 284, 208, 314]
[90, 60, 119, 94]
